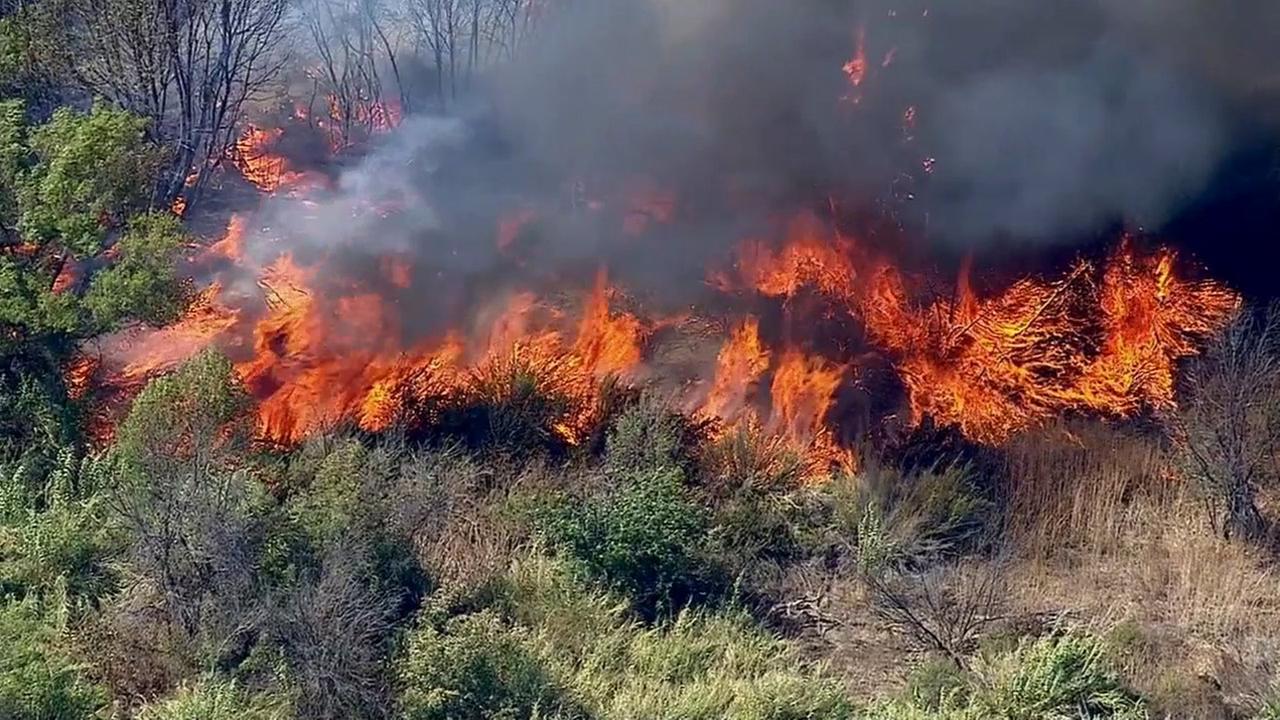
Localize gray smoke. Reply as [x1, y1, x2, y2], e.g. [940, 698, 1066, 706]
[255, 0, 1280, 313]
[490, 0, 1280, 244]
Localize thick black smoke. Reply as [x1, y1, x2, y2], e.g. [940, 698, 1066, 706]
[259, 0, 1280, 322]
[481, 0, 1280, 245]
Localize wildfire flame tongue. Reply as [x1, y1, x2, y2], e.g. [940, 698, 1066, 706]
[88, 107, 1240, 470]
[721, 217, 1240, 444]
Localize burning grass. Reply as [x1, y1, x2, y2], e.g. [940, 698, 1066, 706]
[85, 117, 1241, 485]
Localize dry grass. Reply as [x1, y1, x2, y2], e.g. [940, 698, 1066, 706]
[996, 421, 1280, 718]
[1002, 420, 1171, 560]
[800, 419, 1280, 716]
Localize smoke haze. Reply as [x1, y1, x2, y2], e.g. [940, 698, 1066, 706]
[260, 0, 1280, 306]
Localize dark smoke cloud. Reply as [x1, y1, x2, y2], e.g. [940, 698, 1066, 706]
[265, 0, 1280, 309]
[485, 0, 1279, 245]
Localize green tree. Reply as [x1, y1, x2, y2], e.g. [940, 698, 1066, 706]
[0, 100, 183, 460]
[136, 677, 291, 720]
[0, 446, 117, 611]
[397, 609, 572, 720]
[536, 468, 716, 616]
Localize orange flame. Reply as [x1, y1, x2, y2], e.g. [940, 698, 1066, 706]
[718, 215, 1240, 444]
[92, 106, 1239, 474]
[232, 126, 310, 194]
[575, 269, 645, 377]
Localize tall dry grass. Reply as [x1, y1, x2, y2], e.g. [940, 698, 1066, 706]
[998, 420, 1280, 716]
[1002, 420, 1171, 560]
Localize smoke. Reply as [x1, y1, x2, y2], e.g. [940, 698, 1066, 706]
[482, 0, 1279, 245]
[258, 0, 1280, 305]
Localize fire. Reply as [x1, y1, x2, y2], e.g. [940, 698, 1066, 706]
[769, 351, 844, 444]
[717, 216, 1239, 444]
[842, 25, 869, 89]
[1076, 241, 1241, 416]
[101, 283, 241, 386]
[841, 24, 869, 104]
[86, 75, 1240, 472]
[497, 208, 538, 251]
[727, 216, 859, 301]
[574, 269, 645, 378]
[704, 318, 771, 421]
[94, 170, 1238, 466]
[206, 214, 249, 263]
[150, 227, 649, 443]
[232, 126, 310, 194]
[621, 183, 677, 236]
[700, 318, 853, 476]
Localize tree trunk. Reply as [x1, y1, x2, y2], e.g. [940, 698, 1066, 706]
[1224, 477, 1265, 541]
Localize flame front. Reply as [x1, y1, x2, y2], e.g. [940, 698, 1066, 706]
[719, 217, 1240, 444]
[88, 87, 1242, 470]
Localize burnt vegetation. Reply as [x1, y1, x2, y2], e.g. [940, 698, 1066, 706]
[3, 1, 1280, 719]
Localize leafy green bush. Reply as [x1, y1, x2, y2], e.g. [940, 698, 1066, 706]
[445, 348, 592, 456]
[0, 599, 107, 719]
[567, 606, 855, 720]
[828, 460, 991, 569]
[699, 420, 806, 495]
[0, 447, 117, 609]
[604, 394, 706, 476]
[397, 609, 575, 720]
[0, 100, 181, 466]
[866, 631, 1147, 720]
[82, 212, 189, 329]
[535, 468, 714, 615]
[137, 677, 291, 720]
[20, 103, 166, 254]
[968, 631, 1146, 719]
[1258, 691, 1280, 720]
[279, 435, 431, 611]
[284, 438, 376, 547]
[408, 554, 856, 720]
[906, 657, 970, 711]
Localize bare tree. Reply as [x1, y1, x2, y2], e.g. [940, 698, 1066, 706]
[298, 0, 409, 150]
[1174, 305, 1280, 541]
[69, 0, 289, 210]
[406, 0, 460, 109]
[861, 558, 1007, 667]
[107, 352, 265, 655]
[405, 0, 546, 110]
[269, 541, 397, 720]
[486, 0, 543, 61]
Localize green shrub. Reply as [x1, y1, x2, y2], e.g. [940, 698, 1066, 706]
[967, 631, 1146, 719]
[82, 212, 189, 330]
[604, 394, 705, 476]
[699, 421, 806, 496]
[567, 607, 854, 720]
[864, 632, 1146, 719]
[906, 657, 970, 711]
[397, 609, 574, 720]
[828, 460, 991, 569]
[480, 554, 854, 720]
[0, 599, 107, 719]
[445, 348, 592, 456]
[280, 436, 429, 608]
[285, 438, 375, 547]
[535, 468, 714, 615]
[0, 448, 117, 609]
[137, 677, 291, 720]
[20, 104, 166, 255]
